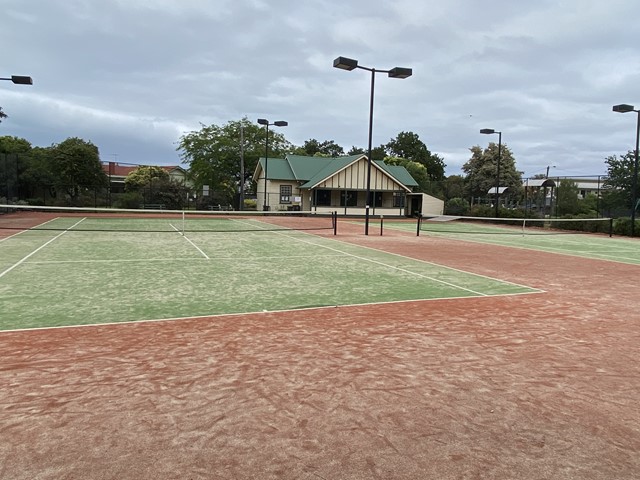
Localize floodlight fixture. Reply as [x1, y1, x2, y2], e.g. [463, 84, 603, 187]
[480, 128, 495, 135]
[613, 104, 635, 113]
[333, 56, 358, 71]
[388, 67, 412, 79]
[0, 75, 33, 85]
[257, 118, 268, 125]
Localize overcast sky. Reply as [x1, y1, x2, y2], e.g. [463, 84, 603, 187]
[2, 0, 639, 178]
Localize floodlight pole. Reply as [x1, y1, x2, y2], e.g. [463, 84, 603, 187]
[612, 104, 640, 237]
[480, 128, 502, 217]
[333, 56, 412, 235]
[257, 118, 287, 211]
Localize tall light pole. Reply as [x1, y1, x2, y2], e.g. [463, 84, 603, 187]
[333, 56, 412, 235]
[480, 128, 502, 217]
[257, 118, 287, 211]
[612, 104, 640, 237]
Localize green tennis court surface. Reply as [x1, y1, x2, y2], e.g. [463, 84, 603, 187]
[0, 215, 539, 331]
[378, 218, 640, 265]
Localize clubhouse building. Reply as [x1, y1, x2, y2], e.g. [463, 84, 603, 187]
[254, 154, 443, 217]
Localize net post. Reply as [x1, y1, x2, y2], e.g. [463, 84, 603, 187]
[333, 211, 337, 235]
[380, 215, 384, 236]
[182, 211, 185, 235]
[609, 218, 613, 237]
[416, 215, 421, 236]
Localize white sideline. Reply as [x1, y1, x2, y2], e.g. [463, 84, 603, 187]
[0, 218, 87, 279]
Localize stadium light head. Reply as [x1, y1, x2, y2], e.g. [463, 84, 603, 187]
[0, 75, 33, 85]
[388, 67, 412, 79]
[480, 128, 496, 134]
[612, 104, 636, 113]
[333, 56, 358, 71]
[274, 121, 288, 127]
[257, 118, 268, 125]
[11, 75, 33, 85]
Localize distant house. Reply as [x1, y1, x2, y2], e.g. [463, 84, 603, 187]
[253, 154, 443, 216]
[101, 162, 191, 194]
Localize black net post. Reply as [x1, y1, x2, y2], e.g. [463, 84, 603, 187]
[380, 215, 384, 236]
[333, 211, 337, 235]
[416, 215, 421, 236]
[609, 218, 613, 238]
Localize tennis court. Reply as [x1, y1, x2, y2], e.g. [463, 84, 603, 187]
[0, 207, 537, 330]
[377, 214, 640, 265]
[1, 206, 640, 479]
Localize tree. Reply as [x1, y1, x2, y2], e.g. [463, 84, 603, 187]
[555, 179, 580, 216]
[294, 139, 344, 157]
[463, 143, 522, 206]
[123, 165, 191, 209]
[603, 151, 638, 215]
[51, 137, 107, 202]
[442, 175, 466, 201]
[178, 118, 292, 204]
[0, 107, 7, 123]
[384, 156, 430, 192]
[386, 131, 446, 182]
[124, 165, 169, 191]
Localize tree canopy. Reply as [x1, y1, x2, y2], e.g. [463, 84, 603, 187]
[177, 118, 292, 204]
[463, 143, 522, 202]
[386, 131, 446, 182]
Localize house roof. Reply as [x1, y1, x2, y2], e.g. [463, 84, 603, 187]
[255, 154, 418, 190]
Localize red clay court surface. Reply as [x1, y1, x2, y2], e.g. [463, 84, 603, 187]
[1, 220, 639, 479]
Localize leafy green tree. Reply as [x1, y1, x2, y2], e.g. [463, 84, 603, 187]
[384, 156, 430, 192]
[178, 118, 292, 204]
[386, 131, 446, 182]
[348, 146, 365, 155]
[0, 107, 7, 123]
[51, 137, 106, 202]
[603, 151, 638, 215]
[555, 179, 580, 216]
[124, 165, 190, 209]
[463, 143, 522, 205]
[442, 175, 465, 201]
[124, 165, 169, 191]
[444, 197, 470, 215]
[293, 139, 344, 157]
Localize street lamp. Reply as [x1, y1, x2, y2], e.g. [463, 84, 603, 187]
[612, 103, 640, 237]
[333, 56, 412, 235]
[257, 118, 287, 211]
[0, 75, 33, 85]
[480, 128, 503, 217]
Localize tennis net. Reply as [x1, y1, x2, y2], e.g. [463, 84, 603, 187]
[417, 214, 613, 236]
[0, 205, 338, 235]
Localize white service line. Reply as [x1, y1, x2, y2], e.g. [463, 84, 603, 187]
[0, 217, 87, 279]
[232, 218, 491, 296]
[170, 224, 209, 259]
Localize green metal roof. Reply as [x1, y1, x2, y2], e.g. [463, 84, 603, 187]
[374, 161, 419, 187]
[256, 154, 418, 189]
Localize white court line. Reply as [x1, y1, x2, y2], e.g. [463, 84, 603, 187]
[170, 223, 209, 259]
[231, 219, 501, 297]
[0, 217, 87, 279]
[24, 253, 344, 265]
[0, 217, 61, 243]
